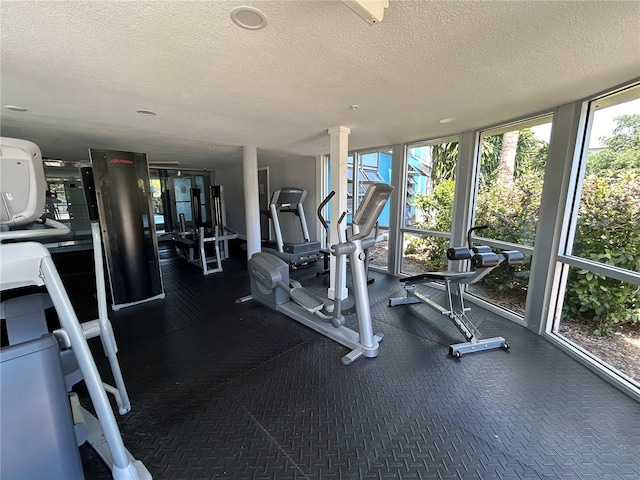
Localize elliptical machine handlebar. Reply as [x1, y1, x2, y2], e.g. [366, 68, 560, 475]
[336, 211, 348, 244]
[317, 190, 335, 233]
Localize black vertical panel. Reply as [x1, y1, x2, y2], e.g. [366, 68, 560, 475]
[191, 188, 202, 227]
[89, 149, 163, 308]
[79, 166, 100, 222]
[160, 169, 174, 233]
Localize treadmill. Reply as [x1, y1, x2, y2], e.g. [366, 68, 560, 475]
[263, 187, 321, 266]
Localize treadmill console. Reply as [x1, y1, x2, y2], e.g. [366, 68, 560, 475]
[0, 137, 46, 227]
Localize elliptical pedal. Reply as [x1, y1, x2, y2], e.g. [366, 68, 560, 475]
[290, 287, 324, 313]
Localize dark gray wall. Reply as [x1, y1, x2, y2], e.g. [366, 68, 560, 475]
[214, 164, 245, 236]
[215, 155, 319, 243]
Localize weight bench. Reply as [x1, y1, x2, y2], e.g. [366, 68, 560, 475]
[389, 226, 524, 357]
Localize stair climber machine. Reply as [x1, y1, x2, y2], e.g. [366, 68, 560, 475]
[388, 225, 524, 357]
[0, 137, 151, 479]
[248, 183, 394, 365]
[262, 187, 321, 267]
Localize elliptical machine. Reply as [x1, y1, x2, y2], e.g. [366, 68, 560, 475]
[248, 183, 394, 365]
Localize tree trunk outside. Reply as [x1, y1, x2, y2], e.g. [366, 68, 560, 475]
[498, 130, 518, 186]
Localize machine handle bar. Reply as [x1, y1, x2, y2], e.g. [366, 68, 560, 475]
[467, 225, 489, 249]
[317, 191, 335, 230]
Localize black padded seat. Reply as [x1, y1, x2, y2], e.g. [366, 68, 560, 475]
[400, 271, 475, 283]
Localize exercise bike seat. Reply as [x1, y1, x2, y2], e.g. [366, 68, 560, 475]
[400, 271, 475, 284]
[290, 286, 324, 313]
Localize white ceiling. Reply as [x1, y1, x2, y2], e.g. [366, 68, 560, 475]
[1, 1, 639, 169]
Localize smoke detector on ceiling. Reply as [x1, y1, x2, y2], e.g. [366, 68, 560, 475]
[341, 0, 389, 25]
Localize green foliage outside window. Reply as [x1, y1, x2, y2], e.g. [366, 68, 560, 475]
[404, 180, 455, 269]
[565, 113, 640, 334]
[405, 115, 640, 335]
[586, 114, 640, 176]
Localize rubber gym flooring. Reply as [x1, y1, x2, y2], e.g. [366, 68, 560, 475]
[55, 244, 639, 480]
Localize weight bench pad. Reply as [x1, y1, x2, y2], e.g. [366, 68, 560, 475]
[400, 271, 475, 284]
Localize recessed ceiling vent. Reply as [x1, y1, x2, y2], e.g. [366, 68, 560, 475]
[230, 6, 267, 30]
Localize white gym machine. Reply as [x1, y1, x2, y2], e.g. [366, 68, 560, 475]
[0, 137, 151, 479]
[248, 183, 394, 365]
[174, 185, 238, 275]
[199, 185, 238, 274]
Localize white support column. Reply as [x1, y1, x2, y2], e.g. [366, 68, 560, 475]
[328, 126, 350, 300]
[243, 146, 261, 261]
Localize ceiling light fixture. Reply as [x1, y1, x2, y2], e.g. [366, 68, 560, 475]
[136, 109, 157, 116]
[439, 117, 456, 124]
[230, 6, 267, 30]
[350, 104, 359, 110]
[5, 105, 28, 112]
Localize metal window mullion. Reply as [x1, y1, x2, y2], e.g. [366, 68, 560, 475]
[387, 144, 404, 275]
[451, 130, 477, 271]
[400, 227, 451, 238]
[559, 101, 595, 256]
[526, 101, 584, 334]
[352, 152, 360, 214]
[559, 255, 640, 286]
[468, 238, 535, 256]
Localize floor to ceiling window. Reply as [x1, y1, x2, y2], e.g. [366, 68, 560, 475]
[400, 137, 459, 275]
[173, 175, 194, 227]
[42, 162, 92, 243]
[467, 115, 553, 316]
[345, 148, 393, 272]
[149, 175, 165, 232]
[159, 171, 211, 232]
[551, 83, 640, 387]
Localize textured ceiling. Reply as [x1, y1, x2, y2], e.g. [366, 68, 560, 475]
[1, 1, 639, 169]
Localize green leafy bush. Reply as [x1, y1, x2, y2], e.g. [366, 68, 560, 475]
[403, 115, 640, 335]
[563, 174, 640, 334]
[407, 180, 455, 270]
[473, 170, 542, 294]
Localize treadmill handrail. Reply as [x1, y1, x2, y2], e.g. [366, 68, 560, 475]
[0, 217, 71, 242]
